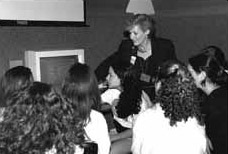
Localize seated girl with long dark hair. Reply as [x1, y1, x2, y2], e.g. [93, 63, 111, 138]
[62, 63, 110, 154]
[0, 66, 34, 122]
[109, 62, 152, 154]
[0, 82, 85, 154]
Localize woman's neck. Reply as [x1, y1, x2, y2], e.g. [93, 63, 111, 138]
[118, 86, 124, 92]
[203, 82, 220, 95]
[138, 38, 151, 52]
[110, 85, 123, 92]
[137, 39, 152, 60]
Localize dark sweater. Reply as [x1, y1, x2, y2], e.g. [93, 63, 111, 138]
[203, 86, 227, 154]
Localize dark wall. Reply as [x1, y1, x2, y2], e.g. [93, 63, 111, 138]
[0, 14, 128, 77]
[154, 2, 228, 63]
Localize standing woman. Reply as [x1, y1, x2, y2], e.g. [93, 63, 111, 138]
[95, 14, 176, 100]
[62, 63, 111, 154]
[188, 46, 228, 154]
[126, 14, 176, 100]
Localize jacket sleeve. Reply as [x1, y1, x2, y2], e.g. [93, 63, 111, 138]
[95, 39, 133, 82]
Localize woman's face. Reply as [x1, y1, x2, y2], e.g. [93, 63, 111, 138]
[129, 25, 149, 47]
[106, 67, 121, 89]
[187, 64, 204, 89]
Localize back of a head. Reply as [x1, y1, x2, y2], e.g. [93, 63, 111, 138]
[0, 82, 85, 154]
[203, 46, 227, 67]
[155, 60, 204, 126]
[62, 63, 101, 121]
[116, 73, 142, 118]
[111, 60, 132, 83]
[188, 46, 228, 86]
[126, 14, 156, 39]
[0, 66, 33, 103]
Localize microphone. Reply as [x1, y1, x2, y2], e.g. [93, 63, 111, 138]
[132, 46, 138, 56]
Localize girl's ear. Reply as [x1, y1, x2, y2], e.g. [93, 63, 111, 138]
[199, 71, 207, 81]
[199, 71, 207, 86]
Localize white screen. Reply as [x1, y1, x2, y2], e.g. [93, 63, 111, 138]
[0, 0, 84, 22]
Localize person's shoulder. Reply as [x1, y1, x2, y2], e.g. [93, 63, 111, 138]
[101, 88, 121, 105]
[216, 86, 227, 97]
[209, 86, 227, 104]
[153, 37, 173, 45]
[91, 109, 103, 116]
[135, 106, 159, 123]
[90, 109, 106, 120]
[120, 38, 133, 45]
[102, 88, 121, 96]
[133, 105, 166, 132]
[152, 37, 176, 58]
[88, 110, 109, 132]
[182, 117, 205, 130]
[117, 38, 134, 53]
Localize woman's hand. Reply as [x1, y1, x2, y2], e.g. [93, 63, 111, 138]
[98, 80, 108, 90]
[109, 129, 132, 142]
[206, 135, 213, 154]
[109, 134, 120, 142]
[111, 99, 119, 117]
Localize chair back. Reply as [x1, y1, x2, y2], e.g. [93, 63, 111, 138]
[82, 141, 98, 154]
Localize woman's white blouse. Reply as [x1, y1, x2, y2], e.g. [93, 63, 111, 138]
[132, 104, 207, 154]
[46, 110, 110, 154]
[84, 110, 111, 154]
[101, 88, 121, 105]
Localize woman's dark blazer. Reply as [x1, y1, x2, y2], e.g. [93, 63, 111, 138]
[95, 37, 177, 83]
